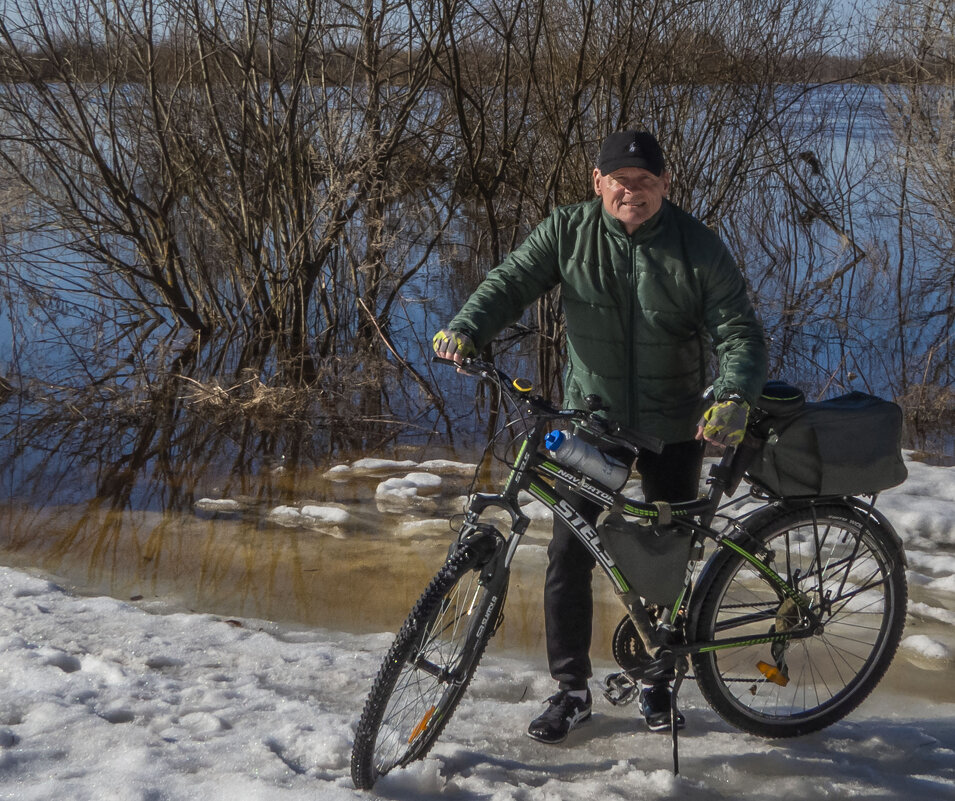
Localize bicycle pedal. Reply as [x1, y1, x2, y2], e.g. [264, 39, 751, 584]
[602, 672, 639, 706]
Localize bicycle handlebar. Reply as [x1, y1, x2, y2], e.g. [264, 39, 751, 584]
[433, 355, 664, 455]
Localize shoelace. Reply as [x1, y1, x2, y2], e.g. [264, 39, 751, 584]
[546, 692, 586, 718]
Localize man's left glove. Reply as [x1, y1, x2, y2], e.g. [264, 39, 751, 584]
[697, 398, 750, 448]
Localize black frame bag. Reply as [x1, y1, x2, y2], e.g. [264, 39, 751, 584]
[747, 390, 908, 497]
[596, 511, 693, 605]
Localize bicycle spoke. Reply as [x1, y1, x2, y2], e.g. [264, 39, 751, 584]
[692, 504, 906, 737]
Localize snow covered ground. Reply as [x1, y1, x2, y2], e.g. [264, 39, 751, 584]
[1, 454, 954, 800]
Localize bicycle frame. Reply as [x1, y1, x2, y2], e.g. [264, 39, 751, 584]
[449, 362, 822, 666]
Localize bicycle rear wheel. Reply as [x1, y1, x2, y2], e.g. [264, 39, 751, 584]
[350, 537, 506, 790]
[691, 503, 906, 738]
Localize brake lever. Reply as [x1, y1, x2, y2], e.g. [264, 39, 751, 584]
[432, 354, 488, 374]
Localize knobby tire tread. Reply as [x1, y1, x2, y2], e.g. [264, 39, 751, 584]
[350, 545, 497, 789]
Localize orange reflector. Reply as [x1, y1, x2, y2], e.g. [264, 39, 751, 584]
[409, 706, 437, 743]
[757, 660, 789, 687]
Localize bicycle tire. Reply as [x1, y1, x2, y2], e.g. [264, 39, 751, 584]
[350, 541, 505, 790]
[690, 503, 907, 738]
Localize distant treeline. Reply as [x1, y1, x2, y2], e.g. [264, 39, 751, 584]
[0, 38, 950, 87]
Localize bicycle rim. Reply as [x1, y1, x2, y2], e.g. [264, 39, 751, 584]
[692, 505, 906, 737]
[351, 548, 502, 788]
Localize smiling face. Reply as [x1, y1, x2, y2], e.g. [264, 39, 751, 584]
[593, 166, 671, 234]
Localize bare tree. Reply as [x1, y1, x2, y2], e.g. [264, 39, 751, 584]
[1, 0, 950, 455]
[865, 0, 955, 442]
[0, 0, 456, 413]
[433, 0, 853, 399]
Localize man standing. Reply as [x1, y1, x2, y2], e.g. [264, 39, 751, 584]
[434, 130, 767, 742]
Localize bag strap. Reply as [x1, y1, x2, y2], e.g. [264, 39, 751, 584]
[653, 501, 672, 526]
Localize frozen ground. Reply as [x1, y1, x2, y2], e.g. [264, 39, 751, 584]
[0, 453, 954, 800]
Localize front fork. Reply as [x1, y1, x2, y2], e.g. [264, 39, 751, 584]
[449, 522, 506, 572]
[447, 521, 511, 638]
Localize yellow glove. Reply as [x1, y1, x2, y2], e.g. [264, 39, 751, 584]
[432, 330, 476, 362]
[697, 398, 750, 448]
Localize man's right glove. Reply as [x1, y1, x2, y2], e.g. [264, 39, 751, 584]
[432, 330, 476, 362]
[697, 397, 750, 448]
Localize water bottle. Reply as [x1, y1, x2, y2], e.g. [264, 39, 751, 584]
[544, 430, 629, 490]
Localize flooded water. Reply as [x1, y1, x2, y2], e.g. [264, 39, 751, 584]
[0, 337, 951, 677]
[0, 453, 644, 665]
[3, 446, 953, 705]
[1, 375, 954, 724]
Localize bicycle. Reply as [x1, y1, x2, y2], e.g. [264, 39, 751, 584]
[350, 357, 908, 789]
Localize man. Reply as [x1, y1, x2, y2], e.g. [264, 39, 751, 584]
[433, 130, 767, 743]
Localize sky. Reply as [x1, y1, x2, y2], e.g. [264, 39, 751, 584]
[0, 451, 952, 801]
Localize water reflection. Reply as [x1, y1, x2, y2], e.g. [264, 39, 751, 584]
[1, 374, 951, 674]
[0, 358, 614, 658]
[0, 456, 635, 664]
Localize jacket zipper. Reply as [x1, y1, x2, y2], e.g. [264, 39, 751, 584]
[627, 235, 637, 425]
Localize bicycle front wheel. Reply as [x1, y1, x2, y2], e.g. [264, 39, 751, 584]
[350, 539, 506, 790]
[691, 503, 907, 738]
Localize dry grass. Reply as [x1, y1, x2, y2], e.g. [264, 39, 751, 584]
[898, 382, 955, 432]
[178, 374, 312, 427]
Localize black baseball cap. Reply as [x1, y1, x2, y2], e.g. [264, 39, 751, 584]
[597, 130, 665, 176]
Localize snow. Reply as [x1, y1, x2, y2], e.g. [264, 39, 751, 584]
[194, 498, 242, 513]
[1, 453, 955, 799]
[900, 634, 952, 665]
[324, 458, 420, 480]
[300, 505, 351, 525]
[907, 601, 955, 626]
[375, 472, 444, 500]
[418, 459, 479, 473]
[518, 491, 554, 520]
[265, 504, 350, 534]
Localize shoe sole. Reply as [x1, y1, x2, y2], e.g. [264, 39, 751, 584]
[645, 717, 686, 733]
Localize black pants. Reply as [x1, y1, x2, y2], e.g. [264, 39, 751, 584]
[545, 439, 705, 691]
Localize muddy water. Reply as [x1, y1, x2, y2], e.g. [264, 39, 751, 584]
[0, 459, 631, 665]
[2, 455, 951, 708]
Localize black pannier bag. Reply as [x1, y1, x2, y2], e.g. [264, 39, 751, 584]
[747, 389, 908, 497]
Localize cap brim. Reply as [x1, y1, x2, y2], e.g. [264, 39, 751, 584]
[598, 156, 661, 175]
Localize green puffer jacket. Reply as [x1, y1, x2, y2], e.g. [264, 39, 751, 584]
[448, 198, 767, 443]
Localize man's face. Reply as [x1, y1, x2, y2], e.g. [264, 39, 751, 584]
[593, 166, 671, 234]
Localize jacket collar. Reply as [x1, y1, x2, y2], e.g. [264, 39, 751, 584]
[599, 199, 670, 244]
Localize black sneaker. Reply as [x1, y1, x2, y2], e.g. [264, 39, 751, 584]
[527, 689, 592, 744]
[639, 684, 686, 733]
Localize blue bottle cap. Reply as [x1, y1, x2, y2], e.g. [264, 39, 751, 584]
[544, 430, 566, 451]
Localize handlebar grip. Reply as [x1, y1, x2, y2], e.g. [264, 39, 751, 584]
[431, 355, 500, 381]
[432, 354, 484, 372]
[432, 355, 462, 367]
